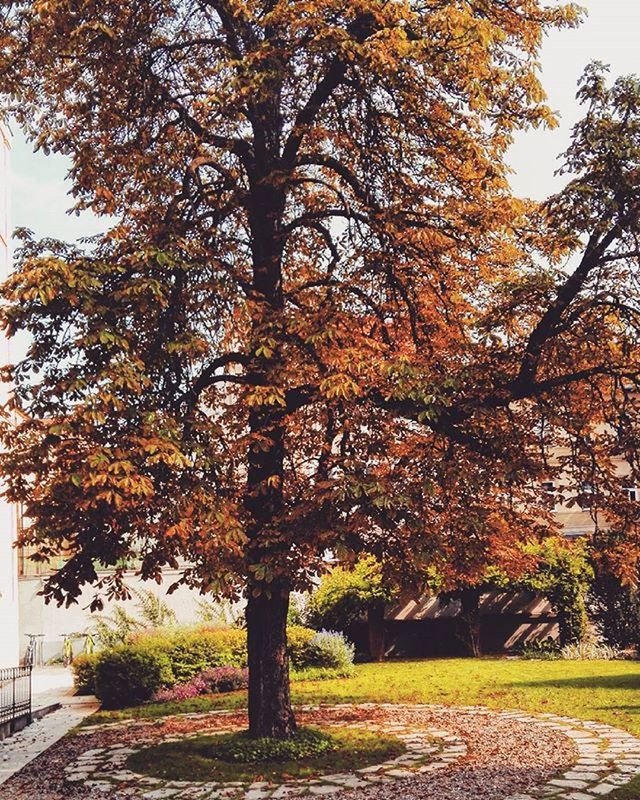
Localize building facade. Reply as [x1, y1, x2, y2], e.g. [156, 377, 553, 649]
[0, 123, 20, 668]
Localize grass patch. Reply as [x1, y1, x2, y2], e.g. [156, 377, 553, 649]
[126, 726, 404, 783]
[291, 665, 355, 682]
[608, 777, 640, 799]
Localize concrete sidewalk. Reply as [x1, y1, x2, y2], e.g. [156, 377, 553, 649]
[32, 665, 76, 713]
[0, 667, 100, 786]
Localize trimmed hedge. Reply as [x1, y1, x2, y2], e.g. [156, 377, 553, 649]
[287, 625, 315, 668]
[134, 627, 247, 683]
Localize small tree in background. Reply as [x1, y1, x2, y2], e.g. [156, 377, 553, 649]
[446, 538, 594, 655]
[438, 583, 491, 658]
[514, 538, 594, 647]
[309, 557, 395, 661]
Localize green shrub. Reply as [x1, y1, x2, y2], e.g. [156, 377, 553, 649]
[287, 627, 355, 669]
[287, 625, 315, 668]
[72, 653, 99, 694]
[91, 624, 323, 707]
[307, 630, 355, 669]
[166, 628, 247, 682]
[308, 557, 394, 631]
[515, 637, 561, 660]
[130, 627, 247, 683]
[94, 645, 174, 708]
[209, 727, 336, 763]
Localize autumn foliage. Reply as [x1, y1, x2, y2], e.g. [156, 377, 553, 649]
[1, 1, 639, 735]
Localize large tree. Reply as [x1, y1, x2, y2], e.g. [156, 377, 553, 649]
[1, 1, 640, 737]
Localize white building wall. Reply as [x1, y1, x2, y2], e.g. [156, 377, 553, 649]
[19, 573, 222, 662]
[0, 123, 20, 668]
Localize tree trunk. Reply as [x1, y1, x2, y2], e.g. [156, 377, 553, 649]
[243, 70, 292, 737]
[246, 587, 296, 738]
[367, 603, 386, 662]
[459, 587, 482, 657]
[244, 180, 293, 737]
[243, 404, 294, 737]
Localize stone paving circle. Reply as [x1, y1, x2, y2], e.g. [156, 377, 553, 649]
[61, 704, 640, 800]
[66, 710, 465, 798]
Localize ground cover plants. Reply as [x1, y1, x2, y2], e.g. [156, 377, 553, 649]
[125, 726, 405, 783]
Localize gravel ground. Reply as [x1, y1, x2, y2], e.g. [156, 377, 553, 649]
[1, 705, 577, 800]
[348, 705, 577, 800]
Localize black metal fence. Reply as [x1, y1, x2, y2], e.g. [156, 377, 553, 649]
[0, 666, 32, 734]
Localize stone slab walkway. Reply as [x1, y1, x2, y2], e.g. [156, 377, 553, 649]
[0, 694, 100, 786]
[65, 715, 467, 798]
[70, 705, 640, 800]
[494, 707, 640, 799]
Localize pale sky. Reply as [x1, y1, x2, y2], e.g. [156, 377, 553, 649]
[7, 0, 640, 245]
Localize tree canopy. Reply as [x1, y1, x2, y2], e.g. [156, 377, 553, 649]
[1, 0, 640, 735]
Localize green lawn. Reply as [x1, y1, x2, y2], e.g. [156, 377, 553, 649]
[87, 658, 640, 734]
[83, 658, 640, 797]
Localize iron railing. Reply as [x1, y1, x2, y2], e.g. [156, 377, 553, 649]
[0, 667, 32, 732]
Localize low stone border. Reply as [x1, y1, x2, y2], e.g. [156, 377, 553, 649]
[65, 704, 640, 800]
[65, 713, 466, 798]
[496, 707, 640, 799]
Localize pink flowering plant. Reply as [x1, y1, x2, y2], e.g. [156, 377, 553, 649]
[152, 666, 248, 703]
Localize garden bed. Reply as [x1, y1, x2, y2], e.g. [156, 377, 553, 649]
[125, 726, 407, 783]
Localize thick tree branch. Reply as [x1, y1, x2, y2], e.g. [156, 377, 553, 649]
[282, 59, 348, 167]
[183, 353, 250, 407]
[513, 223, 622, 391]
[296, 153, 373, 206]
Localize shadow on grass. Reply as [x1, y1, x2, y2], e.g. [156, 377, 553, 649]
[516, 673, 640, 692]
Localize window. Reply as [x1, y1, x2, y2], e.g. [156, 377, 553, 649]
[578, 481, 595, 509]
[564, 529, 589, 539]
[623, 487, 638, 502]
[541, 481, 556, 509]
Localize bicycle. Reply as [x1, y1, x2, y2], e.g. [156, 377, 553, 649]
[62, 633, 74, 667]
[83, 631, 95, 656]
[24, 633, 45, 668]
